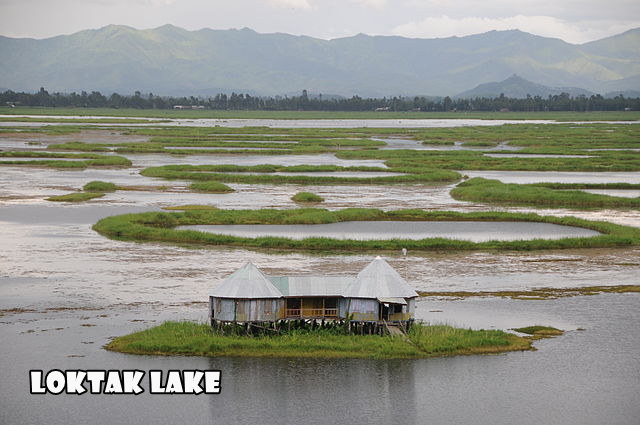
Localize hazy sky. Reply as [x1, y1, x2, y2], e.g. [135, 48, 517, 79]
[1, 0, 639, 43]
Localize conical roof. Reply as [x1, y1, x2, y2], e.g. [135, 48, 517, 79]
[209, 262, 283, 299]
[344, 256, 418, 299]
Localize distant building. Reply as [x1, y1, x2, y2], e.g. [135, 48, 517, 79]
[374, 106, 391, 111]
[209, 257, 418, 326]
[173, 105, 205, 109]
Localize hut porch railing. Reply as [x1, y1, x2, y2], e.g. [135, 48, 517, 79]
[286, 308, 338, 318]
[387, 312, 411, 321]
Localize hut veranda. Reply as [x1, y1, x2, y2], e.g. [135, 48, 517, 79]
[209, 257, 418, 334]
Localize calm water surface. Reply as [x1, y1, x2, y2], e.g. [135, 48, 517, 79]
[180, 220, 601, 242]
[1, 294, 638, 425]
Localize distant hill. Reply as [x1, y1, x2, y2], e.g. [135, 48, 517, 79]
[605, 90, 640, 98]
[0, 25, 639, 96]
[456, 75, 594, 98]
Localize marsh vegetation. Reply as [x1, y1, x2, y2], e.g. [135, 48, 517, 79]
[105, 321, 535, 359]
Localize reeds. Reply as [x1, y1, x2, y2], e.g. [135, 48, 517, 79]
[104, 321, 533, 359]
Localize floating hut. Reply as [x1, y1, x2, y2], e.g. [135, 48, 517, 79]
[209, 257, 418, 332]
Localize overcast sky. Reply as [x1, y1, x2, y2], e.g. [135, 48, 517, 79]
[1, 0, 639, 44]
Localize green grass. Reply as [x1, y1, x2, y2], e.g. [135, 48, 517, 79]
[0, 151, 132, 169]
[83, 181, 118, 192]
[47, 192, 105, 202]
[3, 107, 639, 121]
[189, 182, 235, 193]
[140, 164, 460, 185]
[92, 208, 640, 252]
[104, 321, 533, 359]
[292, 192, 325, 203]
[512, 326, 564, 337]
[451, 178, 640, 209]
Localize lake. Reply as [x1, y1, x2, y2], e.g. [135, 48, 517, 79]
[179, 220, 601, 242]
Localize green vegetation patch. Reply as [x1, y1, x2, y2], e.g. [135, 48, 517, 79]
[0, 151, 131, 168]
[292, 192, 325, 203]
[83, 181, 118, 192]
[512, 326, 564, 337]
[47, 192, 105, 202]
[140, 164, 460, 185]
[92, 208, 640, 252]
[417, 285, 640, 299]
[189, 182, 235, 193]
[451, 178, 640, 209]
[104, 321, 533, 359]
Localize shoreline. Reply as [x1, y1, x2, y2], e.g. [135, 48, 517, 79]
[104, 321, 555, 360]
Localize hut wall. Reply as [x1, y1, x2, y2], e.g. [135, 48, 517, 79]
[338, 298, 349, 318]
[211, 297, 236, 321]
[234, 299, 284, 322]
[347, 298, 379, 321]
[407, 298, 416, 316]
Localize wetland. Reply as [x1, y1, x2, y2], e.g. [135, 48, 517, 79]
[1, 114, 639, 425]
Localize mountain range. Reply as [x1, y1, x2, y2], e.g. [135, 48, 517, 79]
[0, 24, 639, 97]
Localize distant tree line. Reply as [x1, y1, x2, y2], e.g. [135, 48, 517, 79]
[1, 88, 638, 112]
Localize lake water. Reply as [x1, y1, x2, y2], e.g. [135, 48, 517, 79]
[124, 153, 388, 168]
[0, 116, 557, 128]
[179, 220, 601, 242]
[580, 189, 640, 198]
[378, 138, 523, 151]
[1, 122, 639, 425]
[484, 153, 594, 158]
[1, 289, 637, 425]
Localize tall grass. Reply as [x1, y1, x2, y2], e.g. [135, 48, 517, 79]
[83, 181, 118, 192]
[189, 182, 235, 193]
[140, 164, 460, 185]
[105, 321, 533, 359]
[451, 178, 640, 209]
[292, 192, 325, 203]
[47, 192, 105, 202]
[92, 208, 640, 252]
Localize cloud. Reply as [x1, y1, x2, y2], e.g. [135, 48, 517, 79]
[263, 0, 311, 9]
[350, 0, 386, 9]
[392, 14, 640, 44]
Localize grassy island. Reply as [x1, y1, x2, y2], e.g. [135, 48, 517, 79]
[292, 192, 325, 203]
[451, 178, 640, 209]
[105, 321, 537, 359]
[140, 164, 461, 185]
[513, 326, 564, 338]
[189, 182, 235, 193]
[0, 151, 131, 168]
[92, 208, 640, 252]
[47, 192, 106, 202]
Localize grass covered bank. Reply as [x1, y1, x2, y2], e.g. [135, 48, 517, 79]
[140, 164, 461, 185]
[92, 208, 640, 252]
[47, 192, 106, 202]
[105, 321, 534, 359]
[0, 151, 131, 168]
[451, 178, 640, 209]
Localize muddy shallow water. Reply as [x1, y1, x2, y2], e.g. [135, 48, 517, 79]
[1, 126, 639, 425]
[180, 220, 601, 242]
[1, 290, 638, 425]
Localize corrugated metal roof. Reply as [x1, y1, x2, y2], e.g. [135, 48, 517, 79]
[209, 262, 283, 299]
[344, 256, 419, 299]
[210, 257, 418, 300]
[268, 276, 354, 297]
[378, 297, 407, 305]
